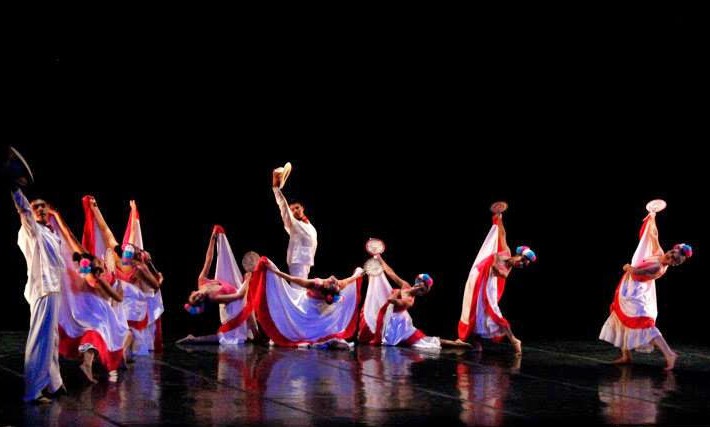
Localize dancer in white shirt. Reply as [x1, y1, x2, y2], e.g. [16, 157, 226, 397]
[272, 163, 317, 280]
[11, 188, 65, 403]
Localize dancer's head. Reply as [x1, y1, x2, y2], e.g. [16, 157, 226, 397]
[241, 251, 261, 273]
[115, 244, 150, 266]
[319, 276, 338, 292]
[184, 299, 205, 315]
[511, 246, 537, 268]
[29, 198, 50, 224]
[663, 243, 692, 266]
[289, 201, 305, 221]
[319, 276, 341, 304]
[412, 273, 433, 296]
[188, 290, 206, 305]
[185, 290, 206, 315]
[116, 244, 136, 266]
[72, 252, 104, 275]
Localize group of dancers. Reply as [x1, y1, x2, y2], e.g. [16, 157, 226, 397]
[176, 165, 692, 367]
[6, 156, 693, 405]
[10, 182, 165, 402]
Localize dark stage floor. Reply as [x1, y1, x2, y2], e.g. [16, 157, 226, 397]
[2, 332, 710, 426]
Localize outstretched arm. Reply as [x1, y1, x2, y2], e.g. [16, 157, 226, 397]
[337, 268, 364, 290]
[271, 269, 314, 289]
[265, 259, 314, 288]
[377, 255, 409, 289]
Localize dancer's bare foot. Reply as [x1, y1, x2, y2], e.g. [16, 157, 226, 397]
[175, 334, 196, 345]
[108, 370, 118, 383]
[80, 363, 98, 384]
[511, 338, 522, 355]
[664, 352, 678, 371]
[611, 355, 632, 365]
[456, 340, 473, 348]
[452, 338, 479, 350]
[330, 341, 353, 351]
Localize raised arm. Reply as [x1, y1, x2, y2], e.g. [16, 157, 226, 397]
[496, 213, 510, 254]
[126, 200, 140, 245]
[88, 197, 119, 249]
[376, 255, 409, 289]
[49, 209, 84, 254]
[645, 214, 663, 256]
[198, 232, 217, 286]
[11, 188, 37, 236]
[272, 187, 294, 232]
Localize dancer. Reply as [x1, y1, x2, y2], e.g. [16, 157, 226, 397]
[52, 199, 128, 383]
[121, 200, 165, 354]
[359, 255, 467, 349]
[246, 256, 363, 348]
[272, 163, 317, 280]
[86, 197, 163, 359]
[11, 188, 65, 403]
[177, 226, 258, 345]
[457, 204, 535, 354]
[599, 203, 691, 370]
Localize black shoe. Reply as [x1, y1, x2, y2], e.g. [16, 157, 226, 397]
[43, 385, 67, 399]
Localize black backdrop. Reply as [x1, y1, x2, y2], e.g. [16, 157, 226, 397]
[2, 6, 707, 346]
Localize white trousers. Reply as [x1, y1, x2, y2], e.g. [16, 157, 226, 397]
[24, 293, 63, 401]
